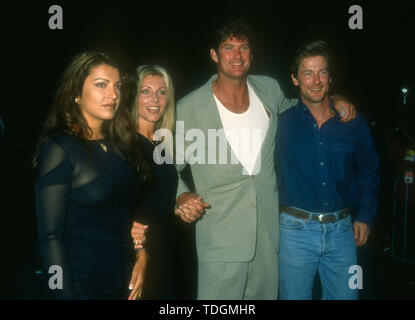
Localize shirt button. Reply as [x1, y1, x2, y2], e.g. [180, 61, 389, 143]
[314, 124, 317, 128]
[322, 182, 326, 186]
[324, 202, 328, 206]
[320, 162, 324, 166]
[319, 142, 323, 146]
[251, 202, 256, 208]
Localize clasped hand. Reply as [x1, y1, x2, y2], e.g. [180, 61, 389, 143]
[174, 192, 210, 223]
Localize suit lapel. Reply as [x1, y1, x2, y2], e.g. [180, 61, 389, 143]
[199, 75, 243, 171]
[200, 75, 223, 131]
[247, 76, 276, 152]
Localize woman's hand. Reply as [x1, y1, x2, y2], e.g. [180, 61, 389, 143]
[175, 192, 210, 223]
[128, 249, 148, 300]
[131, 221, 148, 249]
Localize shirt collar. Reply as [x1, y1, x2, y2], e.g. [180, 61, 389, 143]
[296, 98, 341, 121]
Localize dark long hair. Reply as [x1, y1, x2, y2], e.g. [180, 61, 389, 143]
[33, 50, 150, 182]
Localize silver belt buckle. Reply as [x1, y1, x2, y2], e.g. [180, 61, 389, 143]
[318, 214, 324, 222]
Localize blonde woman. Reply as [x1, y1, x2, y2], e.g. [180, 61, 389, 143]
[128, 65, 192, 299]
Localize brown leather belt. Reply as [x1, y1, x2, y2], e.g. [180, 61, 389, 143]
[280, 206, 350, 224]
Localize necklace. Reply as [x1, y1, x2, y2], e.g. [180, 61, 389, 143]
[151, 139, 161, 146]
[97, 139, 107, 152]
[142, 134, 161, 146]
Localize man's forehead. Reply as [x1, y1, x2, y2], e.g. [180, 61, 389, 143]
[300, 55, 328, 68]
[220, 36, 250, 46]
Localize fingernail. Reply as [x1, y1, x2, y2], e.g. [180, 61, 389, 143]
[129, 285, 133, 290]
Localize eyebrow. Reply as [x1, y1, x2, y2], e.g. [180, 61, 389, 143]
[93, 78, 122, 84]
[224, 43, 249, 47]
[302, 68, 328, 72]
[141, 85, 167, 89]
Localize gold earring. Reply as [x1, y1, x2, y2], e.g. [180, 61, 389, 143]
[75, 98, 79, 104]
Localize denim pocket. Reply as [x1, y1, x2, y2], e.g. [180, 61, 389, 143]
[337, 216, 353, 231]
[280, 212, 307, 229]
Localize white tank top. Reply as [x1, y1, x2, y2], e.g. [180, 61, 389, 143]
[214, 83, 269, 175]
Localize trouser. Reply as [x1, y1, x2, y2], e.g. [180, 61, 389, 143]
[279, 209, 358, 300]
[197, 214, 279, 300]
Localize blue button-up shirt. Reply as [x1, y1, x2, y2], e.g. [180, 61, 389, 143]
[275, 100, 380, 226]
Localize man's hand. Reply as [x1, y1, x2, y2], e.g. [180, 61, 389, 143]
[131, 222, 148, 250]
[175, 192, 210, 223]
[331, 94, 357, 122]
[353, 222, 370, 247]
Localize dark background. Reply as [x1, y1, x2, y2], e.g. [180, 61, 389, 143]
[0, 0, 414, 299]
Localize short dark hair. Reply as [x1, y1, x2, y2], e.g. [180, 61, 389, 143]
[291, 40, 332, 78]
[211, 17, 255, 52]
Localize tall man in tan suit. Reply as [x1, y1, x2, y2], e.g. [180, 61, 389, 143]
[174, 18, 295, 299]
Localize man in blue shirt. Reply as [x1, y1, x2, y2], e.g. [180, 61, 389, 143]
[276, 40, 380, 300]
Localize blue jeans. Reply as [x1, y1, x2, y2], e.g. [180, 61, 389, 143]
[279, 209, 358, 300]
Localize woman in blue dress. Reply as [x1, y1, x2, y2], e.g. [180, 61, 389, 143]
[33, 51, 149, 299]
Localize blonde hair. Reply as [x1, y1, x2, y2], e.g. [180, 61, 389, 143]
[132, 65, 175, 134]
